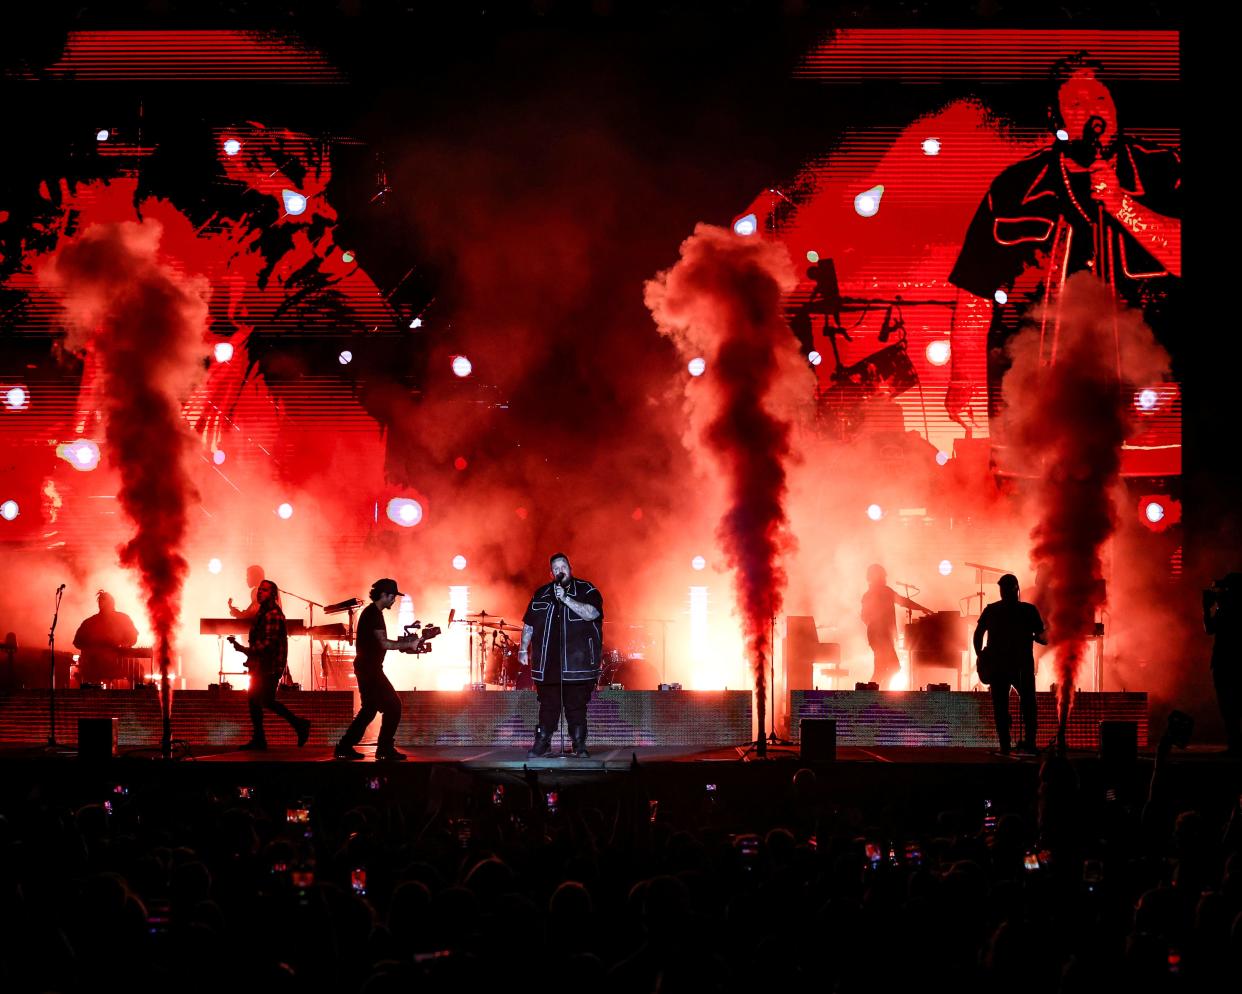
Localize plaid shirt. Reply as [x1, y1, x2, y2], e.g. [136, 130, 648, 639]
[247, 603, 288, 676]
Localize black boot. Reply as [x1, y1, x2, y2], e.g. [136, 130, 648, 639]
[527, 726, 553, 759]
[570, 724, 589, 759]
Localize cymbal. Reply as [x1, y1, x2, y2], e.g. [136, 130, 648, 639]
[481, 621, 523, 632]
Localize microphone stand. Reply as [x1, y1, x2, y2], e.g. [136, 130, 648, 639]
[278, 587, 323, 690]
[47, 586, 64, 747]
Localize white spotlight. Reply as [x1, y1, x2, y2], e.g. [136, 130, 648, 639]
[938, 559, 953, 576]
[0, 500, 18, 522]
[409, 317, 423, 329]
[4, 386, 28, 410]
[62, 440, 100, 472]
[223, 138, 241, 156]
[921, 138, 941, 156]
[452, 555, 467, 571]
[277, 502, 294, 520]
[451, 355, 473, 378]
[1145, 501, 1166, 524]
[808, 350, 823, 366]
[338, 350, 353, 365]
[925, 340, 951, 366]
[214, 342, 234, 363]
[386, 497, 423, 528]
[853, 185, 885, 218]
[691, 555, 707, 571]
[687, 357, 706, 377]
[1056, 129, 1069, 142]
[212, 450, 226, 465]
[282, 190, 307, 216]
[1137, 388, 1159, 411]
[806, 250, 820, 263]
[866, 503, 883, 521]
[936, 450, 950, 466]
[732, 213, 758, 236]
[208, 558, 223, 575]
[994, 289, 1009, 305]
[96, 129, 110, 142]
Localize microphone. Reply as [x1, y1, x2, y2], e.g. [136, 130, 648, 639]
[447, 608, 456, 627]
[57, 583, 66, 593]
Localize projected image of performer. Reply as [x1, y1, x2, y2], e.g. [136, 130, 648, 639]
[1204, 573, 1242, 756]
[227, 579, 311, 751]
[228, 564, 267, 620]
[520, 553, 604, 759]
[861, 564, 932, 688]
[973, 574, 1047, 755]
[334, 578, 413, 762]
[945, 52, 1182, 431]
[72, 590, 139, 687]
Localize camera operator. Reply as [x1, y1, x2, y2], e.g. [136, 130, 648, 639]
[1204, 573, 1242, 755]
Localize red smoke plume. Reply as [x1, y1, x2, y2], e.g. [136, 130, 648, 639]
[646, 225, 802, 749]
[1000, 273, 1170, 742]
[38, 200, 209, 750]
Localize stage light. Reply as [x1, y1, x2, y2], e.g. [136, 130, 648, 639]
[866, 503, 883, 521]
[282, 190, 307, 216]
[808, 350, 823, 366]
[994, 289, 1008, 305]
[409, 317, 423, 329]
[692, 555, 707, 571]
[1056, 129, 1069, 142]
[936, 450, 950, 466]
[853, 185, 884, 218]
[386, 497, 423, 527]
[277, 502, 294, 520]
[338, 350, 353, 365]
[214, 342, 234, 363]
[688, 357, 706, 377]
[212, 449, 226, 465]
[0, 500, 18, 521]
[341, 251, 355, 264]
[938, 559, 953, 576]
[4, 386, 28, 410]
[806, 250, 820, 263]
[96, 129, 109, 141]
[208, 558, 223, 575]
[1136, 388, 1159, 411]
[223, 138, 241, 156]
[60, 440, 100, 472]
[453, 456, 468, 471]
[451, 355, 473, 378]
[1139, 494, 1181, 533]
[925, 340, 951, 366]
[732, 213, 758, 237]
[922, 137, 941, 156]
[452, 555, 467, 571]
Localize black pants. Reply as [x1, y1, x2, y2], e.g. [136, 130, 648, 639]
[338, 669, 402, 751]
[991, 665, 1037, 750]
[1213, 663, 1242, 751]
[536, 680, 593, 732]
[248, 668, 302, 742]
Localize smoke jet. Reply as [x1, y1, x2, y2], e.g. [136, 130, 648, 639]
[646, 224, 805, 755]
[1000, 273, 1170, 746]
[39, 201, 209, 755]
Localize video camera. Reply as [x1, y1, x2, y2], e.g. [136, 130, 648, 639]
[398, 621, 441, 654]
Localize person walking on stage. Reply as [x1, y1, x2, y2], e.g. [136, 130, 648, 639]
[973, 573, 1047, 755]
[227, 579, 310, 750]
[520, 553, 604, 759]
[1204, 572, 1242, 756]
[335, 578, 414, 762]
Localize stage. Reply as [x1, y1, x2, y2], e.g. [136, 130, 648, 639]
[0, 686, 1148, 751]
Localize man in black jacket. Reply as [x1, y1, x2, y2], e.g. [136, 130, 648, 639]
[520, 553, 604, 759]
[227, 579, 310, 750]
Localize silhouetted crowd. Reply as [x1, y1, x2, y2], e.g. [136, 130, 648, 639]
[3, 728, 1242, 994]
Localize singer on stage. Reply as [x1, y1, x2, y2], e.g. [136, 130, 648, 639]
[520, 553, 604, 759]
[944, 52, 1182, 430]
[861, 564, 931, 688]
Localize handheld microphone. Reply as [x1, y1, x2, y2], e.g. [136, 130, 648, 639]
[57, 583, 66, 593]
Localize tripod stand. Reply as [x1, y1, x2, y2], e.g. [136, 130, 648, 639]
[46, 584, 66, 748]
[741, 614, 794, 759]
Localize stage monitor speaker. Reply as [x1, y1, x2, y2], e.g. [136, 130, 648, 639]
[1099, 720, 1137, 765]
[800, 718, 836, 763]
[78, 717, 118, 760]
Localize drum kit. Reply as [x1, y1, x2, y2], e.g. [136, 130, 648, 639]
[455, 610, 530, 689]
